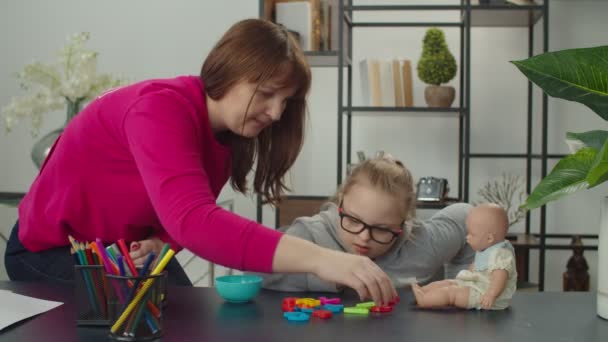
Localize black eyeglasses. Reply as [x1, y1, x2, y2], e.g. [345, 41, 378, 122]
[338, 207, 403, 245]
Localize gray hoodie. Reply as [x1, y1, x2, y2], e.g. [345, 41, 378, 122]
[257, 202, 474, 292]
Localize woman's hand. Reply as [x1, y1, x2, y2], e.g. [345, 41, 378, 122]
[129, 237, 164, 267]
[316, 249, 397, 305]
[273, 235, 397, 306]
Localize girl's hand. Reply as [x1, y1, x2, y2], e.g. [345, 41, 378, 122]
[129, 237, 164, 266]
[316, 249, 397, 306]
[480, 293, 496, 309]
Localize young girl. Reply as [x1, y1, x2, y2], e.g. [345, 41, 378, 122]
[412, 204, 517, 310]
[259, 157, 474, 292]
[5, 19, 396, 305]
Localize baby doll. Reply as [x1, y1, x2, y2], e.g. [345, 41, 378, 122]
[412, 203, 517, 310]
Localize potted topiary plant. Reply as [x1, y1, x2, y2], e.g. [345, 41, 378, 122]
[417, 28, 457, 107]
[512, 45, 608, 319]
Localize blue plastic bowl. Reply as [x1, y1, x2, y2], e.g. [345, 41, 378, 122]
[215, 275, 263, 303]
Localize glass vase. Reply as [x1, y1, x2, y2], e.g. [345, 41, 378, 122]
[31, 99, 82, 169]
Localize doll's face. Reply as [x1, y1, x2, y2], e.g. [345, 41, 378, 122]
[465, 206, 508, 251]
[465, 219, 495, 251]
[338, 181, 404, 259]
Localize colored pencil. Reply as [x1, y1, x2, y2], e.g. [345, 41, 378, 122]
[110, 249, 175, 333]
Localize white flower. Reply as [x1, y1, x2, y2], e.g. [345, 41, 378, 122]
[2, 32, 125, 136]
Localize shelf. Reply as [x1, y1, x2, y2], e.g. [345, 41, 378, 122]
[468, 153, 568, 159]
[346, 4, 545, 28]
[508, 233, 539, 248]
[303, 50, 351, 68]
[470, 5, 544, 27]
[0, 192, 25, 207]
[416, 197, 461, 209]
[345, 106, 465, 117]
[468, 153, 531, 159]
[507, 233, 599, 251]
[352, 22, 463, 28]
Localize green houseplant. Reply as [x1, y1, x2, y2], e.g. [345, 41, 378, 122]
[511, 45, 608, 319]
[417, 28, 457, 107]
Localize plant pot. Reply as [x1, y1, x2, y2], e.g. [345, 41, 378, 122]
[598, 196, 608, 319]
[424, 85, 455, 108]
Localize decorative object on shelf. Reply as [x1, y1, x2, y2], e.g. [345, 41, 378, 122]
[512, 45, 608, 319]
[266, 0, 322, 51]
[417, 28, 457, 108]
[1, 32, 125, 169]
[474, 173, 527, 227]
[563, 236, 590, 292]
[416, 177, 449, 202]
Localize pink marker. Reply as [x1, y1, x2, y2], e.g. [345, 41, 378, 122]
[320, 297, 341, 305]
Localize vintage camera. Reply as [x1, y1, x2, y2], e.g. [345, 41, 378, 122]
[416, 177, 449, 202]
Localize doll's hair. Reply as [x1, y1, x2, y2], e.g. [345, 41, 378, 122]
[470, 203, 510, 239]
[333, 157, 416, 222]
[201, 18, 311, 205]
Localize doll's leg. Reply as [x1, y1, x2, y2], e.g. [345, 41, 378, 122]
[413, 284, 470, 309]
[418, 280, 457, 293]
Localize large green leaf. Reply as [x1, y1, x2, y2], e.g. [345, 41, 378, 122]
[521, 148, 596, 210]
[566, 130, 608, 152]
[511, 46, 608, 121]
[587, 139, 608, 187]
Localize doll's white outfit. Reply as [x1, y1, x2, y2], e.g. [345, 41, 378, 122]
[454, 240, 517, 310]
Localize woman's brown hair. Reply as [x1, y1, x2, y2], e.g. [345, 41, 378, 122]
[201, 19, 311, 205]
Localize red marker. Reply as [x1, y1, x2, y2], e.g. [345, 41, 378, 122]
[371, 305, 393, 313]
[313, 310, 332, 319]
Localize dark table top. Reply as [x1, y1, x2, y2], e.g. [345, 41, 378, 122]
[0, 281, 606, 342]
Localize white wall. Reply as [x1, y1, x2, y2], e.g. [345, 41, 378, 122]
[1, 0, 607, 291]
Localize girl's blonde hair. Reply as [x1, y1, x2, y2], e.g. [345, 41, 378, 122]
[333, 157, 416, 222]
[201, 18, 311, 205]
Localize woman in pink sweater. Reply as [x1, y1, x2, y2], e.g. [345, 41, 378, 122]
[5, 19, 396, 305]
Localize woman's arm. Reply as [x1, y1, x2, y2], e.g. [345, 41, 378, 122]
[256, 220, 337, 293]
[273, 234, 396, 305]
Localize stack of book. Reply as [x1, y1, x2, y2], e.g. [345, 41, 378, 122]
[360, 59, 414, 107]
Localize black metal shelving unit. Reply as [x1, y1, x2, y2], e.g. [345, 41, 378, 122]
[337, 0, 548, 204]
[336, 0, 555, 290]
[258, 1, 598, 291]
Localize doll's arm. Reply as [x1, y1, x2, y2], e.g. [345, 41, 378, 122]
[480, 269, 507, 309]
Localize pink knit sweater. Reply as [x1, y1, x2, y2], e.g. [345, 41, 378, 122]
[18, 76, 282, 273]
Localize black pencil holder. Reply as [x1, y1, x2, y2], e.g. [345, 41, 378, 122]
[74, 264, 110, 326]
[106, 271, 167, 341]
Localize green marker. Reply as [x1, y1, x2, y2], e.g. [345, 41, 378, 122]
[344, 307, 369, 315]
[355, 301, 375, 309]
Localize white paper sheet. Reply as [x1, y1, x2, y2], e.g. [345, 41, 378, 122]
[0, 289, 63, 331]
